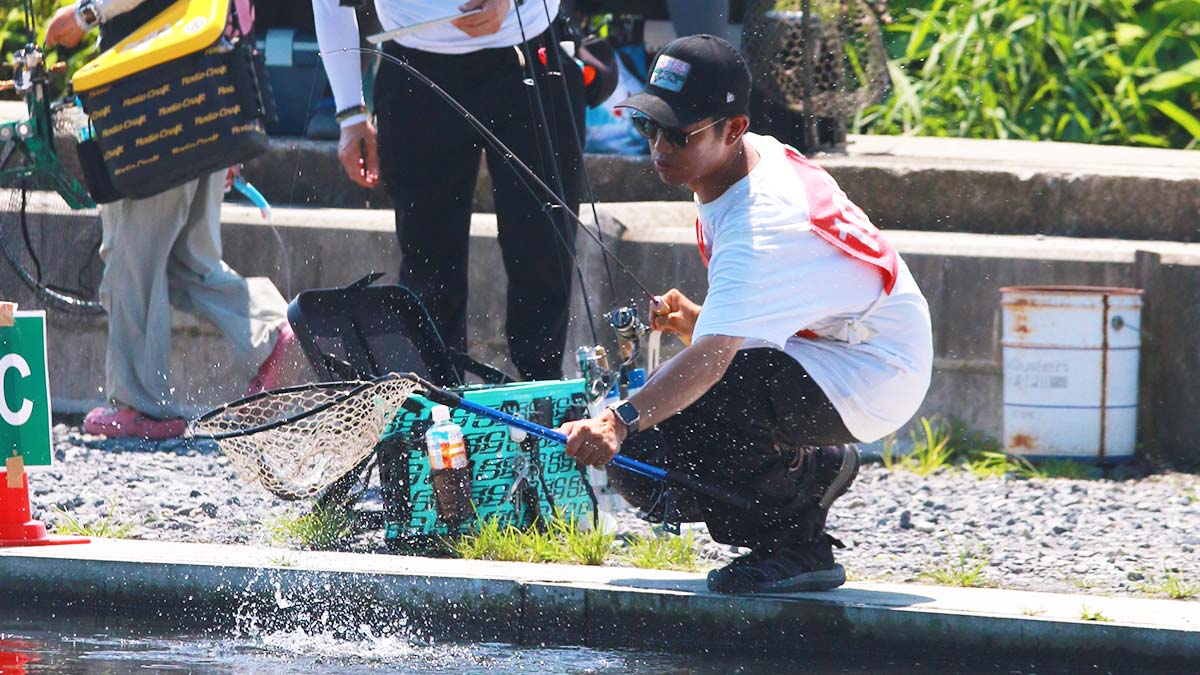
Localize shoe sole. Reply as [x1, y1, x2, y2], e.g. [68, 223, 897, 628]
[820, 444, 861, 512]
[709, 563, 847, 594]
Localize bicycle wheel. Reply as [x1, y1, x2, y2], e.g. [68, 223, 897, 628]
[0, 105, 104, 315]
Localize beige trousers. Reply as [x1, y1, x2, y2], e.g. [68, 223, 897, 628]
[98, 170, 287, 418]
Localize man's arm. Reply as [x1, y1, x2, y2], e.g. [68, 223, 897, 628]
[45, 0, 149, 47]
[560, 333, 744, 466]
[312, 0, 379, 188]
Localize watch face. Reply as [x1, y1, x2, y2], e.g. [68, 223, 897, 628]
[611, 401, 638, 427]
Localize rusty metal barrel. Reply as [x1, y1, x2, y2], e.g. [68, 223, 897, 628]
[1000, 286, 1143, 463]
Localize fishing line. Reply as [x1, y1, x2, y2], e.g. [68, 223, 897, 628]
[512, 6, 600, 344]
[322, 47, 657, 302]
[537, 1, 620, 303]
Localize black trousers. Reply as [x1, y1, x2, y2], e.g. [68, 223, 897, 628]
[374, 30, 585, 381]
[609, 348, 857, 550]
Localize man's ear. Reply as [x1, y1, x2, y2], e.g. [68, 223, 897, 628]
[726, 115, 752, 144]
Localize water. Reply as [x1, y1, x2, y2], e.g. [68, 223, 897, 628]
[0, 610, 1146, 674]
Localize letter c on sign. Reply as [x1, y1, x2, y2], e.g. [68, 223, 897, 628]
[0, 353, 34, 426]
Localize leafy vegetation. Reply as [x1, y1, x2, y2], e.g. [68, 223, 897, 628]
[1079, 605, 1113, 622]
[1138, 567, 1200, 599]
[52, 502, 135, 538]
[880, 415, 1107, 480]
[452, 512, 615, 566]
[881, 416, 956, 475]
[917, 537, 992, 587]
[855, 0, 1200, 149]
[620, 530, 701, 572]
[266, 505, 355, 550]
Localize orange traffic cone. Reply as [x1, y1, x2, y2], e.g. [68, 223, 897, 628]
[1, 455, 89, 548]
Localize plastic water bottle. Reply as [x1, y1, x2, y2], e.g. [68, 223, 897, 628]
[425, 405, 471, 525]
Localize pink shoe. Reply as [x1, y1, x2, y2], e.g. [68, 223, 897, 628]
[83, 406, 186, 440]
[247, 323, 296, 396]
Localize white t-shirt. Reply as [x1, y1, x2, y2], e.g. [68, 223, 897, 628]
[693, 134, 933, 442]
[313, 0, 557, 123]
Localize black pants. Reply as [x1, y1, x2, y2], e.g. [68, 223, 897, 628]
[609, 349, 857, 550]
[374, 31, 585, 381]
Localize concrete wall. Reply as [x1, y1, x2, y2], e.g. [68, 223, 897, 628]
[5, 202, 1198, 468]
[242, 135, 1200, 242]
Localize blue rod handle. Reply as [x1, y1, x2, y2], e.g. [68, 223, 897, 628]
[454, 398, 667, 482]
[438, 390, 751, 509]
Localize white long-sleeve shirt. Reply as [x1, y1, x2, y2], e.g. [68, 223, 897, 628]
[312, 0, 559, 126]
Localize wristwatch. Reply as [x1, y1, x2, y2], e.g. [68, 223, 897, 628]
[75, 0, 100, 30]
[606, 399, 640, 436]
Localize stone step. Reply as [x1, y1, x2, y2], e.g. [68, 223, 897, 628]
[3, 101, 1197, 242]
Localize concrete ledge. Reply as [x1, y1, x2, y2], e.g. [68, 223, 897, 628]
[0, 540, 1196, 666]
[240, 133, 1200, 243]
[2, 100, 1197, 241]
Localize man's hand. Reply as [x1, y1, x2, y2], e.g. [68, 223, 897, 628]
[559, 409, 627, 467]
[452, 0, 510, 38]
[338, 120, 379, 188]
[45, 6, 85, 49]
[650, 288, 702, 345]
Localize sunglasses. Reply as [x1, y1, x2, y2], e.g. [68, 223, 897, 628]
[631, 114, 726, 148]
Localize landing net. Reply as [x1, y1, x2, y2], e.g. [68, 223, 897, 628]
[190, 375, 421, 500]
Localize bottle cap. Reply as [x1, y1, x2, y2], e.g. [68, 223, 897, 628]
[431, 405, 451, 423]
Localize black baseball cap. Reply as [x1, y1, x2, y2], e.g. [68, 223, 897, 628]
[616, 34, 752, 129]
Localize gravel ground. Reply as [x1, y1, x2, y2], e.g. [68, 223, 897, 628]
[30, 424, 1200, 599]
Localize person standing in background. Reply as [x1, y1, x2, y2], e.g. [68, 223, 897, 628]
[46, 0, 299, 439]
[312, 0, 585, 380]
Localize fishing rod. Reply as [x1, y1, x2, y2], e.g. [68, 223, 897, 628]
[510, 6, 602, 345]
[325, 46, 658, 304]
[516, 5, 658, 371]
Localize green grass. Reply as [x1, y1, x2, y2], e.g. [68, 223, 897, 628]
[620, 530, 701, 572]
[1029, 459, 1103, 480]
[855, 0, 1200, 150]
[52, 503, 135, 539]
[1080, 605, 1113, 622]
[452, 512, 615, 566]
[1138, 568, 1200, 599]
[881, 416, 957, 476]
[881, 416, 1108, 481]
[1070, 577, 1099, 591]
[917, 538, 992, 587]
[1184, 487, 1199, 505]
[266, 505, 355, 550]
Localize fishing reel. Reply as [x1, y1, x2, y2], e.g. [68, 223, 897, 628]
[605, 303, 649, 368]
[4, 44, 60, 98]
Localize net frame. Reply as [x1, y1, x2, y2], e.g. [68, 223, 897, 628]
[190, 374, 422, 500]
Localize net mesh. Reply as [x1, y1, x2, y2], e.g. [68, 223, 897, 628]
[190, 376, 422, 500]
[742, 0, 890, 118]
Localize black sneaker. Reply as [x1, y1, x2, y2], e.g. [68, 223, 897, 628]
[707, 534, 846, 594]
[789, 444, 861, 512]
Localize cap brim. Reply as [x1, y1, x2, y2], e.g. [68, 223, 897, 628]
[614, 91, 703, 129]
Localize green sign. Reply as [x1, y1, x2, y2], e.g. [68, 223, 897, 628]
[0, 312, 52, 467]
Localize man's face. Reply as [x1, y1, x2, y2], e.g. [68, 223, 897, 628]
[646, 116, 741, 186]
